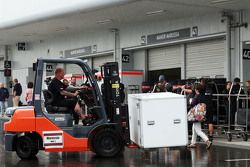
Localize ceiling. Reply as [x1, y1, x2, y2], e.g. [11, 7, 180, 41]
[0, 0, 250, 45]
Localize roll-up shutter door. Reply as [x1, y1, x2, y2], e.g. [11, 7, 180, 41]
[186, 38, 225, 78]
[93, 55, 113, 71]
[148, 45, 181, 71]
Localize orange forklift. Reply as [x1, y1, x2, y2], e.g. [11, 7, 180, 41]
[4, 58, 130, 159]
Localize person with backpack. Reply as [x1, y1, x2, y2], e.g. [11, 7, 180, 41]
[0, 83, 9, 117]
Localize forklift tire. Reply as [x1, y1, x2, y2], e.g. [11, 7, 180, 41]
[92, 128, 124, 157]
[16, 136, 39, 159]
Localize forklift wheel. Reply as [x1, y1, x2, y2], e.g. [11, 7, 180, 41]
[92, 128, 124, 157]
[16, 136, 39, 159]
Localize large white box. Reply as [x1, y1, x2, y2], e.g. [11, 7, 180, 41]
[128, 92, 188, 148]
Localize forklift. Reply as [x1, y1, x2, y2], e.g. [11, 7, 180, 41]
[4, 58, 130, 159]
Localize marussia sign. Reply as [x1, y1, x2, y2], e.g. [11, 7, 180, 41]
[243, 49, 250, 59]
[147, 28, 191, 44]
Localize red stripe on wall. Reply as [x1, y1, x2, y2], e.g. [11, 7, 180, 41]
[120, 71, 144, 75]
[63, 71, 144, 79]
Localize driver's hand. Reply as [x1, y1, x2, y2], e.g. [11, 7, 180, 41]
[80, 85, 88, 90]
[74, 91, 80, 96]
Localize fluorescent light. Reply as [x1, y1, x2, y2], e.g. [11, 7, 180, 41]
[24, 33, 35, 37]
[210, 0, 233, 4]
[146, 10, 166, 16]
[96, 19, 113, 24]
[245, 41, 250, 45]
[55, 27, 68, 32]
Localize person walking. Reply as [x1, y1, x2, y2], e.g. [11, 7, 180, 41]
[188, 84, 212, 149]
[12, 78, 22, 107]
[25, 82, 33, 106]
[200, 78, 215, 141]
[0, 83, 9, 117]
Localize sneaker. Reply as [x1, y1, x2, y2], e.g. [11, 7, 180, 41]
[206, 141, 212, 149]
[187, 144, 196, 148]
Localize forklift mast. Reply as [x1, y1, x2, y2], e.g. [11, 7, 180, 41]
[101, 62, 121, 122]
[101, 62, 130, 144]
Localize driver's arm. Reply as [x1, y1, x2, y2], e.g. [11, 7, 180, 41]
[60, 90, 78, 97]
[65, 85, 88, 92]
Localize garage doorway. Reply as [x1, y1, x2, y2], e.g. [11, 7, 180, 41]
[243, 41, 250, 81]
[148, 68, 181, 83]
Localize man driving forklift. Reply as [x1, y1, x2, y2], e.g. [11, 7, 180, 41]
[48, 68, 86, 120]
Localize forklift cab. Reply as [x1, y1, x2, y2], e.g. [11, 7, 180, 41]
[4, 58, 127, 159]
[36, 59, 107, 129]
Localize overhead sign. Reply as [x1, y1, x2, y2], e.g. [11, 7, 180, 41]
[64, 46, 92, 58]
[192, 26, 198, 37]
[147, 28, 191, 44]
[4, 61, 11, 68]
[141, 35, 146, 45]
[17, 42, 26, 51]
[243, 49, 250, 59]
[46, 64, 53, 72]
[122, 54, 130, 63]
[43, 131, 64, 149]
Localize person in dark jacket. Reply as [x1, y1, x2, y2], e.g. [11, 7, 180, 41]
[152, 75, 172, 93]
[12, 78, 22, 107]
[48, 68, 85, 120]
[230, 77, 243, 126]
[0, 83, 9, 116]
[200, 78, 215, 141]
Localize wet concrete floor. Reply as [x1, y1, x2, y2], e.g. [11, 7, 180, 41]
[1, 120, 250, 167]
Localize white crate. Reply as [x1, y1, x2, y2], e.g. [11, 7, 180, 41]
[128, 92, 188, 148]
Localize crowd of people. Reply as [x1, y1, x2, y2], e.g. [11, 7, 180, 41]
[151, 74, 250, 149]
[0, 78, 34, 117]
[1, 70, 250, 150]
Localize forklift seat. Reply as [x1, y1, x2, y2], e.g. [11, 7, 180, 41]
[43, 89, 73, 127]
[42, 89, 70, 113]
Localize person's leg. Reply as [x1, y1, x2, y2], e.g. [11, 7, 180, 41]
[2, 101, 5, 115]
[194, 122, 209, 142]
[5, 101, 8, 109]
[74, 103, 85, 119]
[73, 112, 79, 125]
[0, 101, 4, 116]
[195, 122, 212, 149]
[13, 97, 17, 107]
[13, 96, 20, 107]
[208, 123, 214, 141]
[191, 123, 198, 145]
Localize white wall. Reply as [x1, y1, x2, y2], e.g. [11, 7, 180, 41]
[133, 49, 146, 80]
[10, 29, 115, 70]
[241, 11, 250, 42]
[120, 13, 225, 48]
[8, 12, 234, 86]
